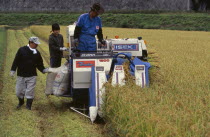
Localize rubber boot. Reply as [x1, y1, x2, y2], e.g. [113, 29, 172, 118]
[16, 97, 24, 109]
[26, 99, 33, 110]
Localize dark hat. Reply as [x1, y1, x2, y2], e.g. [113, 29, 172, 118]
[91, 3, 104, 15]
[52, 23, 60, 31]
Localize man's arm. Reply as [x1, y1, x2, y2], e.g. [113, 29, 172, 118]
[36, 53, 45, 73]
[97, 18, 104, 44]
[74, 14, 84, 39]
[11, 48, 21, 71]
[74, 26, 81, 39]
[97, 28, 103, 43]
[62, 35, 64, 47]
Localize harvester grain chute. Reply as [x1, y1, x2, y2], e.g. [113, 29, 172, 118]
[47, 24, 151, 123]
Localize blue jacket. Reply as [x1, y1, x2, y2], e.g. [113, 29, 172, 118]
[76, 13, 102, 51]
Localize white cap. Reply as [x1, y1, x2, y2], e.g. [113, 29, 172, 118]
[29, 37, 41, 44]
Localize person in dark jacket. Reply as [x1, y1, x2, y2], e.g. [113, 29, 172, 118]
[74, 3, 105, 51]
[49, 23, 68, 68]
[10, 37, 49, 110]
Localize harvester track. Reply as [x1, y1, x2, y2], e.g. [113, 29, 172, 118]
[14, 29, 107, 137]
[14, 30, 24, 48]
[14, 30, 49, 137]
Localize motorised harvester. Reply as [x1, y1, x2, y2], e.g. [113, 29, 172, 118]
[65, 24, 151, 122]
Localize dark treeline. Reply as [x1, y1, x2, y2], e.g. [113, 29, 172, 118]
[192, 0, 210, 11]
[0, 0, 209, 12]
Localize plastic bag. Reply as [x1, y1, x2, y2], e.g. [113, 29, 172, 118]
[52, 62, 70, 96]
[45, 73, 57, 95]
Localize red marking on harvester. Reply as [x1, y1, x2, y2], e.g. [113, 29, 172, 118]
[99, 59, 110, 62]
[76, 61, 95, 68]
[115, 66, 122, 70]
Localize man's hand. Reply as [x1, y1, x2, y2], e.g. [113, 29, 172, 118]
[10, 71, 15, 77]
[101, 40, 106, 45]
[99, 39, 106, 47]
[43, 68, 49, 73]
[60, 47, 68, 51]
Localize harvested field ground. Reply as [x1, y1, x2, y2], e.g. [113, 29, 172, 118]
[0, 28, 106, 137]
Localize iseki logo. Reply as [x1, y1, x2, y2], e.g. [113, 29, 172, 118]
[76, 61, 95, 68]
[114, 44, 139, 51]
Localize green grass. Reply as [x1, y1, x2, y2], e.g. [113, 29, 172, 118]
[1, 13, 210, 31]
[0, 27, 6, 70]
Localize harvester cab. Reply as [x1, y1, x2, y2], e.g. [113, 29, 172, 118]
[64, 24, 151, 122]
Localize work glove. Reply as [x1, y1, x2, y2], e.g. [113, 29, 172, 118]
[73, 39, 79, 46]
[99, 39, 106, 45]
[43, 68, 49, 73]
[60, 47, 68, 51]
[99, 39, 107, 49]
[10, 71, 16, 77]
[101, 40, 106, 45]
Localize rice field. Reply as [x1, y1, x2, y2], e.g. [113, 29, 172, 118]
[0, 25, 209, 137]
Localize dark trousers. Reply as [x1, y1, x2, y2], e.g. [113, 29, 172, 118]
[50, 57, 62, 68]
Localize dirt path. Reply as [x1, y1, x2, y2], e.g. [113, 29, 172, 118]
[14, 30, 50, 137]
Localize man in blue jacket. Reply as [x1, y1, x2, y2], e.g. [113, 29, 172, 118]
[74, 3, 105, 51]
